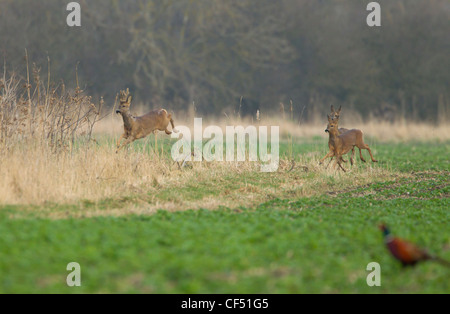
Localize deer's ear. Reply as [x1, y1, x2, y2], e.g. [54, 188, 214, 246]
[337, 106, 342, 114]
[331, 105, 335, 113]
[327, 114, 331, 122]
[126, 95, 132, 104]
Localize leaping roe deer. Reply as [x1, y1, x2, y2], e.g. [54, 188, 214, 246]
[319, 112, 377, 172]
[115, 88, 178, 153]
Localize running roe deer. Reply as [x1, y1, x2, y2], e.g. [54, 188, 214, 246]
[325, 105, 359, 164]
[115, 88, 178, 153]
[319, 114, 377, 171]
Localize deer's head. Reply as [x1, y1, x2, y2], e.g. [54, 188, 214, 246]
[329, 105, 342, 122]
[325, 114, 339, 134]
[116, 88, 133, 114]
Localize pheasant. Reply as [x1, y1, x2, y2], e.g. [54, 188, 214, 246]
[379, 224, 450, 268]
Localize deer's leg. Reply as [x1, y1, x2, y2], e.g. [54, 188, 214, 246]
[350, 147, 355, 166]
[359, 147, 367, 163]
[165, 128, 172, 135]
[332, 156, 340, 169]
[357, 143, 377, 163]
[116, 137, 135, 153]
[325, 157, 333, 169]
[365, 145, 378, 163]
[337, 156, 347, 172]
[333, 158, 339, 170]
[319, 151, 334, 165]
[116, 133, 125, 149]
[333, 157, 346, 172]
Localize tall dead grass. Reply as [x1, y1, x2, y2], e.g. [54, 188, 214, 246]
[0, 145, 166, 204]
[0, 74, 101, 154]
[0, 66, 102, 204]
[1, 142, 398, 215]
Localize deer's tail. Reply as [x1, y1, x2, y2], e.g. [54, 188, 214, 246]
[169, 114, 178, 133]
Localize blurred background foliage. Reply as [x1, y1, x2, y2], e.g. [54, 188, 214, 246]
[0, 0, 449, 121]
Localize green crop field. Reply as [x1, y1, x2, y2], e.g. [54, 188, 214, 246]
[0, 138, 449, 294]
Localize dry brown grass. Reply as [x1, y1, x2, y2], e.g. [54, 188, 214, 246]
[0, 72, 101, 153]
[1, 141, 403, 219]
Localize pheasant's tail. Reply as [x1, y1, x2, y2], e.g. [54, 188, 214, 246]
[431, 256, 450, 268]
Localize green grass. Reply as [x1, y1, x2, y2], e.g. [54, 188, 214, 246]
[0, 140, 449, 293]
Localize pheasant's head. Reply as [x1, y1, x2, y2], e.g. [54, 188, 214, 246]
[378, 224, 391, 237]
